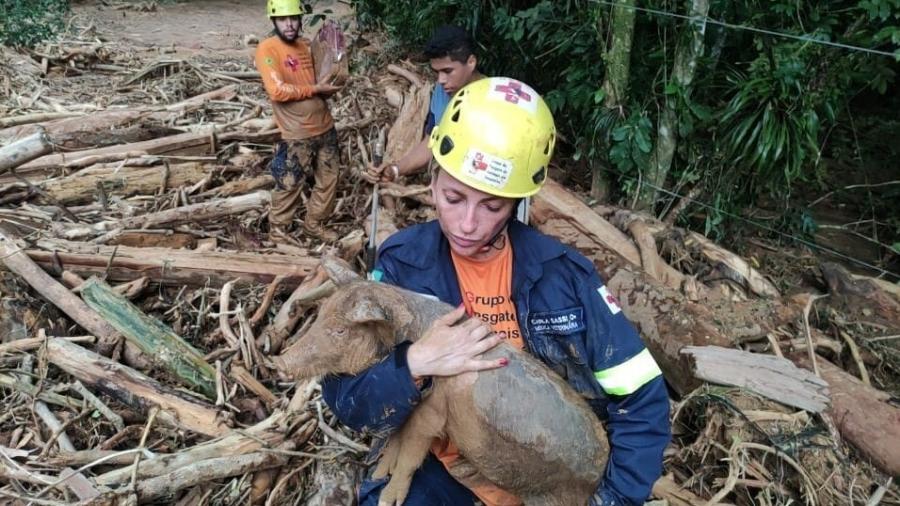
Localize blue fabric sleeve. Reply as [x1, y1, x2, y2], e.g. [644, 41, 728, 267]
[321, 342, 424, 434]
[425, 84, 450, 134]
[596, 377, 670, 505]
[580, 269, 670, 505]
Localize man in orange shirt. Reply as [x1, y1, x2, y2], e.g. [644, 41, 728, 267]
[255, 0, 343, 242]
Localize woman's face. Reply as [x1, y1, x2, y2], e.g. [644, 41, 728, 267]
[431, 169, 517, 261]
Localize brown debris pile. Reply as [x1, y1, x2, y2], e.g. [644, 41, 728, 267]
[0, 17, 898, 506]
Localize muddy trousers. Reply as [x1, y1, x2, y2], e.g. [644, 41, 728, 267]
[358, 454, 476, 506]
[269, 129, 340, 228]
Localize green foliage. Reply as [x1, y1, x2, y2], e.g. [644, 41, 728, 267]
[0, 0, 70, 47]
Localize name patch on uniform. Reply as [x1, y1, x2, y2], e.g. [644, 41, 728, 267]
[597, 285, 622, 315]
[528, 307, 585, 335]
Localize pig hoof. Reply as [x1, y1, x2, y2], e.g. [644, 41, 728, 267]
[379, 476, 412, 506]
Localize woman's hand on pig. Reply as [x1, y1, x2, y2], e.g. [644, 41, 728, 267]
[406, 305, 507, 378]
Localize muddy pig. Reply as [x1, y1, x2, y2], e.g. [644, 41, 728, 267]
[272, 263, 608, 506]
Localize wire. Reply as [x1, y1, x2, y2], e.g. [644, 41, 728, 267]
[591, 0, 899, 58]
[595, 165, 900, 279]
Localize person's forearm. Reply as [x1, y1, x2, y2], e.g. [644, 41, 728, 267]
[394, 137, 433, 176]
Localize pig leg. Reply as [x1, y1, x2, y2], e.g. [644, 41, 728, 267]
[372, 399, 446, 506]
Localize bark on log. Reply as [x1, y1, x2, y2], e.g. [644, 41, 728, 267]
[822, 261, 900, 330]
[45, 339, 228, 437]
[28, 239, 318, 287]
[79, 277, 217, 398]
[385, 83, 431, 164]
[682, 345, 830, 412]
[37, 162, 208, 205]
[685, 231, 780, 298]
[792, 354, 900, 476]
[18, 128, 279, 173]
[0, 229, 121, 354]
[0, 86, 237, 149]
[0, 131, 53, 175]
[533, 179, 642, 267]
[134, 449, 290, 502]
[94, 379, 318, 486]
[53, 191, 270, 240]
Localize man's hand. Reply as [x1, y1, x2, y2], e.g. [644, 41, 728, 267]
[315, 83, 343, 96]
[361, 161, 399, 184]
[406, 305, 506, 378]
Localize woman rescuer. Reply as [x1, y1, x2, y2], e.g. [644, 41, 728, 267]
[322, 77, 671, 506]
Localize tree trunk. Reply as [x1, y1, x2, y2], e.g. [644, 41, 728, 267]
[52, 191, 270, 240]
[0, 131, 53, 175]
[597, 0, 637, 200]
[27, 238, 318, 287]
[45, 339, 228, 437]
[636, 0, 709, 210]
[36, 162, 208, 205]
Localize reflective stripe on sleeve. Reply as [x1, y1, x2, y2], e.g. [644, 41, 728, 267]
[594, 349, 662, 395]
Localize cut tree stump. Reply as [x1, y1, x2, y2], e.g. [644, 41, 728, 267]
[80, 277, 217, 398]
[28, 238, 318, 287]
[681, 345, 830, 412]
[0, 131, 53, 175]
[45, 339, 228, 437]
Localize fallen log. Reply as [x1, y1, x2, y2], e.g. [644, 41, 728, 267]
[36, 162, 208, 205]
[822, 261, 900, 330]
[0, 131, 53, 175]
[93, 379, 317, 487]
[80, 277, 217, 398]
[52, 191, 271, 240]
[133, 448, 291, 502]
[45, 339, 228, 437]
[0, 229, 121, 354]
[0, 111, 83, 129]
[0, 86, 238, 149]
[385, 82, 431, 164]
[29, 238, 318, 287]
[792, 354, 900, 477]
[533, 179, 642, 267]
[681, 345, 830, 412]
[17, 128, 279, 174]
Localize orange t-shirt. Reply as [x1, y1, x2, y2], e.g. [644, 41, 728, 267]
[254, 36, 334, 139]
[433, 238, 524, 506]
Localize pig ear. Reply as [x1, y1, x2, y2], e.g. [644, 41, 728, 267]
[321, 255, 362, 285]
[348, 299, 388, 323]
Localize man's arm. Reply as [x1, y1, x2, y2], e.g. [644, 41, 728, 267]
[581, 274, 671, 505]
[254, 45, 325, 102]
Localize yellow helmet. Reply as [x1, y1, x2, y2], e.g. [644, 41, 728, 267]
[429, 77, 556, 198]
[267, 0, 302, 17]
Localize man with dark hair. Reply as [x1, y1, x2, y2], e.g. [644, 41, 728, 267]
[363, 25, 483, 183]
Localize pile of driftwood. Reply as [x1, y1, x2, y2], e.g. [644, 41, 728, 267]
[1, 27, 899, 506]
